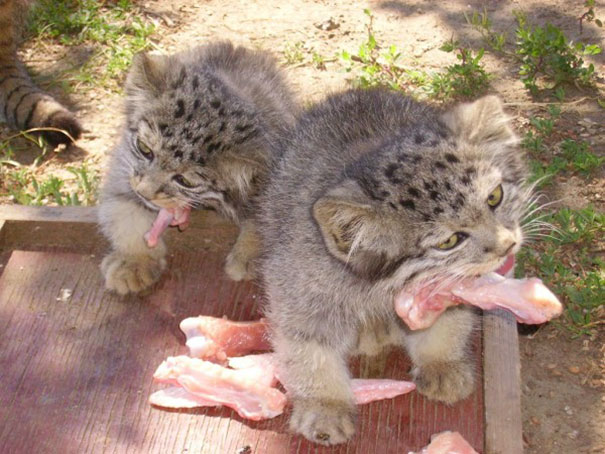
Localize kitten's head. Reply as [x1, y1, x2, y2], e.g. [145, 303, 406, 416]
[313, 95, 529, 288]
[120, 49, 264, 218]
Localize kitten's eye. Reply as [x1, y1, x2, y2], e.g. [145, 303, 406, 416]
[136, 138, 154, 160]
[436, 232, 468, 250]
[173, 174, 195, 188]
[487, 184, 503, 209]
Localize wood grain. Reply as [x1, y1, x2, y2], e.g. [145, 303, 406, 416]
[483, 309, 523, 454]
[0, 249, 485, 453]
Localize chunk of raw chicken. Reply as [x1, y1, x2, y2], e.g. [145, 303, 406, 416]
[151, 317, 416, 419]
[180, 316, 271, 362]
[152, 355, 287, 420]
[150, 354, 416, 418]
[395, 272, 562, 330]
[408, 431, 479, 454]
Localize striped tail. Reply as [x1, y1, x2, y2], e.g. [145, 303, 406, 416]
[0, 0, 81, 145]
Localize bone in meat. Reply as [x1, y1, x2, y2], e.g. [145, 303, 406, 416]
[408, 431, 479, 454]
[180, 316, 271, 362]
[152, 355, 287, 420]
[150, 354, 415, 418]
[395, 272, 562, 330]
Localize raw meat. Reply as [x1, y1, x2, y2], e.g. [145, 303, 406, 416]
[408, 431, 479, 454]
[395, 272, 562, 330]
[351, 379, 417, 405]
[180, 316, 271, 362]
[150, 354, 416, 418]
[152, 355, 287, 420]
[144, 206, 191, 248]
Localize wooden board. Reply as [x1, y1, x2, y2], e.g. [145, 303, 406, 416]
[0, 206, 522, 453]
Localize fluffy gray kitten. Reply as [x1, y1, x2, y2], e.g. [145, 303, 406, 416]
[98, 41, 297, 295]
[259, 89, 529, 445]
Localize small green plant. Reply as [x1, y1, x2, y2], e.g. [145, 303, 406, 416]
[580, 0, 603, 33]
[340, 10, 407, 90]
[521, 105, 561, 155]
[464, 8, 507, 52]
[559, 139, 605, 176]
[515, 11, 601, 94]
[312, 51, 327, 70]
[282, 41, 305, 66]
[427, 41, 490, 100]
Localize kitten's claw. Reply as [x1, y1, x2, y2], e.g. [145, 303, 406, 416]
[412, 360, 475, 405]
[289, 398, 356, 445]
[101, 252, 166, 295]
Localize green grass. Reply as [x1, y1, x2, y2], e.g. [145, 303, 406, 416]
[518, 99, 604, 335]
[517, 206, 604, 336]
[27, 0, 156, 91]
[0, 139, 99, 206]
[522, 105, 603, 189]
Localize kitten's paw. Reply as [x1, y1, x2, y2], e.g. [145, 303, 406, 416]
[101, 252, 166, 295]
[289, 398, 356, 445]
[412, 360, 474, 405]
[224, 250, 256, 281]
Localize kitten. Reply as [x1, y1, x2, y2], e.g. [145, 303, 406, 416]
[259, 89, 528, 445]
[98, 41, 298, 295]
[0, 0, 81, 145]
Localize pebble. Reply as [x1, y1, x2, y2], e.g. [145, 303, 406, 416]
[568, 366, 580, 374]
[564, 405, 574, 416]
[530, 416, 541, 425]
[547, 363, 557, 369]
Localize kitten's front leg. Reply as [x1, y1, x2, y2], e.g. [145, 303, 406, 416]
[403, 306, 477, 405]
[98, 196, 167, 295]
[273, 331, 357, 445]
[224, 219, 260, 281]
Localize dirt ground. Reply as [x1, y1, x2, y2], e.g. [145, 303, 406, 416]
[4, 0, 605, 452]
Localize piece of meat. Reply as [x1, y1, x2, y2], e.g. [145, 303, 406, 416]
[408, 431, 479, 454]
[151, 353, 416, 418]
[152, 355, 288, 420]
[395, 272, 562, 330]
[180, 316, 271, 362]
[144, 206, 191, 248]
[351, 379, 416, 405]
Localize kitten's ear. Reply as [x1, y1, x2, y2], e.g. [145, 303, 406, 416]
[313, 180, 374, 258]
[443, 95, 517, 146]
[313, 180, 395, 280]
[125, 52, 169, 97]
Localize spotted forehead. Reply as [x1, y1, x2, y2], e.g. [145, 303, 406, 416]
[360, 146, 505, 221]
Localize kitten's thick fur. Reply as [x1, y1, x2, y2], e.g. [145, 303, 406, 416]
[259, 89, 528, 445]
[0, 0, 81, 145]
[98, 41, 297, 295]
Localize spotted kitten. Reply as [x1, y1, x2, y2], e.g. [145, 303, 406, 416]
[98, 41, 297, 295]
[259, 89, 528, 445]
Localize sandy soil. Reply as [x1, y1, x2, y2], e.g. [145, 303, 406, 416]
[3, 0, 604, 452]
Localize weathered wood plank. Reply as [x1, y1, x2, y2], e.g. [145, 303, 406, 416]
[0, 249, 485, 453]
[0, 205, 237, 253]
[0, 205, 98, 223]
[483, 309, 523, 454]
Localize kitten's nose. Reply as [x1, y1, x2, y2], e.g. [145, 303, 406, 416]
[133, 176, 159, 200]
